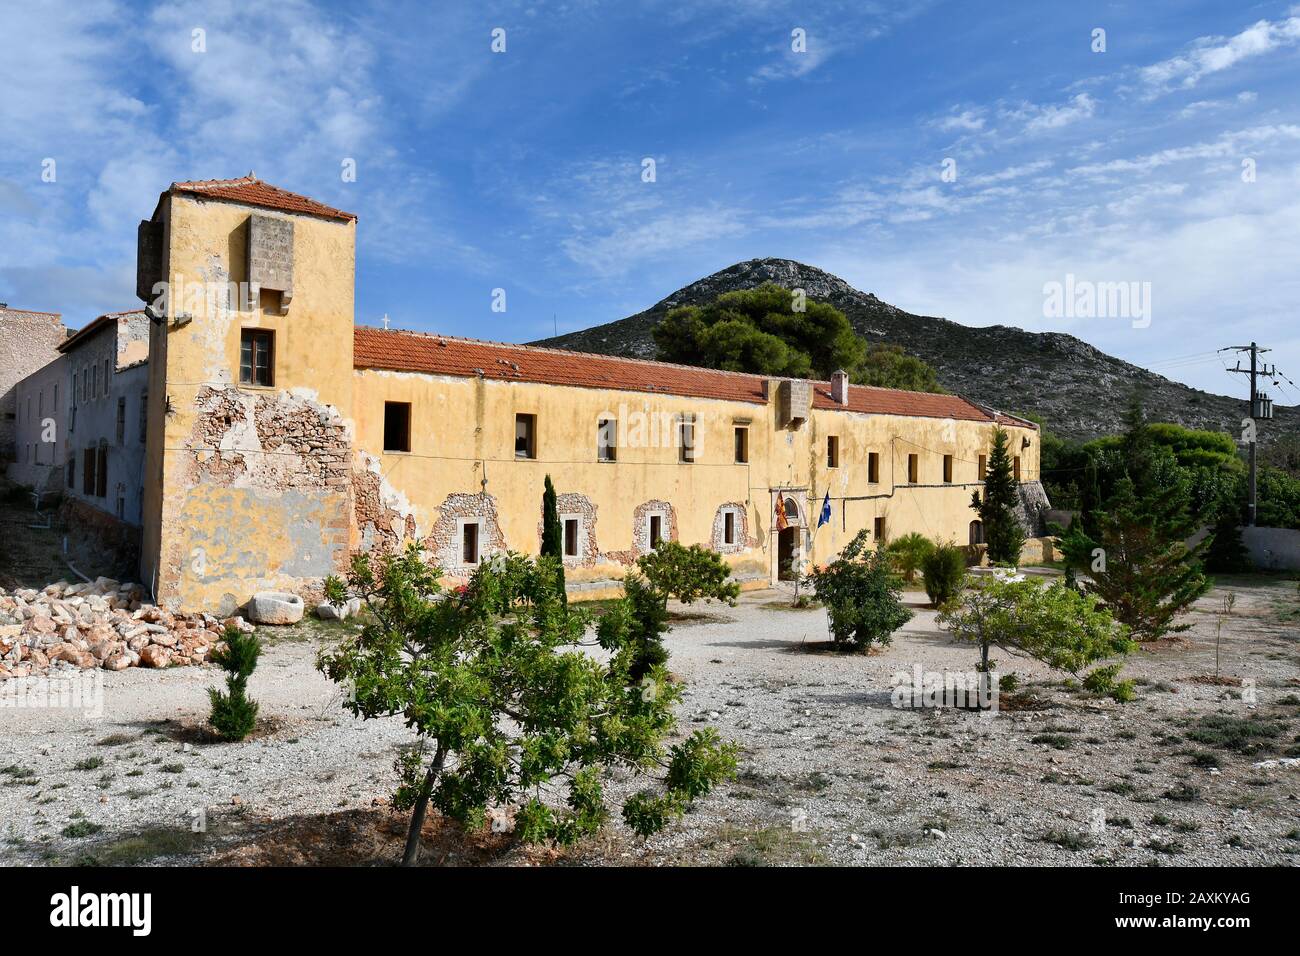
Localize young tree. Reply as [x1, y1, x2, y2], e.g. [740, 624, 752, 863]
[971, 426, 1025, 565]
[208, 625, 262, 741]
[810, 529, 912, 652]
[938, 575, 1136, 698]
[318, 545, 736, 865]
[887, 532, 933, 584]
[617, 541, 741, 680]
[541, 474, 566, 605]
[1060, 476, 1210, 641]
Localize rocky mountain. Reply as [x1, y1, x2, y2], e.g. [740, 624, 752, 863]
[532, 258, 1296, 443]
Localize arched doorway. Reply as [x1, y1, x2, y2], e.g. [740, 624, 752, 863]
[778, 495, 802, 580]
[969, 520, 985, 546]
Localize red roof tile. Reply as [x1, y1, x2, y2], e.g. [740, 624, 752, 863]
[169, 176, 356, 222]
[354, 327, 1033, 427]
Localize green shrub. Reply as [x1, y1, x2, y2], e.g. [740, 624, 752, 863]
[208, 626, 262, 742]
[810, 530, 912, 652]
[887, 533, 933, 584]
[921, 544, 966, 608]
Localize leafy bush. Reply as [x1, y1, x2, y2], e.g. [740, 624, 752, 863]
[636, 540, 740, 606]
[810, 529, 912, 652]
[887, 533, 933, 584]
[319, 545, 737, 864]
[208, 625, 261, 742]
[921, 543, 966, 608]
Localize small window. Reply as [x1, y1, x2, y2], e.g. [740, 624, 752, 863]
[827, 436, 839, 468]
[96, 445, 108, 498]
[868, 452, 879, 484]
[978, 454, 987, 480]
[907, 454, 919, 484]
[734, 427, 749, 464]
[81, 368, 88, 403]
[116, 397, 126, 443]
[1013, 456, 1021, 481]
[240, 330, 274, 386]
[461, 522, 480, 565]
[82, 448, 95, 495]
[943, 454, 953, 483]
[515, 413, 536, 459]
[563, 517, 580, 558]
[723, 510, 736, 546]
[873, 516, 886, 543]
[139, 391, 148, 443]
[91, 363, 98, 398]
[678, 416, 695, 463]
[384, 401, 411, 453]
[597, 418, 617, 462]
[103, 358, 110, 396]
[649, 514, 663, 549]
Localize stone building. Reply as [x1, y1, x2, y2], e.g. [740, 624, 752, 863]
[5, 175, 1046, 610]
[0, 305, 67, 463]
[125, 175, 1044, 612]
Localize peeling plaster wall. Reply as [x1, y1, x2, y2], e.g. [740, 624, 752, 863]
[349, 367, 1041, 594]
[143, 194, 356, 611]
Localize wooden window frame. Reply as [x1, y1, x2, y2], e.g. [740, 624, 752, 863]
[240, 329, 275, 387]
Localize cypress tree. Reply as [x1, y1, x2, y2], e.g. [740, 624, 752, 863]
[541, 474, 566, 604]
[971, 426, 1025, 565]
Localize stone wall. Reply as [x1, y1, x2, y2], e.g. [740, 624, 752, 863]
[0, 307, 66, 461]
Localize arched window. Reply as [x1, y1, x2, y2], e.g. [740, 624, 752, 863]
[783, 497, 800, 526]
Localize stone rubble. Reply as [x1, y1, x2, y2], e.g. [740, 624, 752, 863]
[0, 577, 253, 680]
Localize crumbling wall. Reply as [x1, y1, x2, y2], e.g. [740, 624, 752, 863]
[535, 492, 599, 567]
[605, 499, 677, 566]
[352, 455, 418, 554]
[710, 501, 757, 554]
[426, 492, 506, 574]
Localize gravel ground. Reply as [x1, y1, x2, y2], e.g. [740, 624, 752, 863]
[2, 576, 1298, 867]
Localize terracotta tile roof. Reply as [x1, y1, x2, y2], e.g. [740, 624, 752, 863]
[169, 175, 356, 222]
[0, 306, 61, 319]
[354, 326, 1034, 428]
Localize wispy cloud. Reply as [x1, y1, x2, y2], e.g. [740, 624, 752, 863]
[1140, 14, 1300, 93]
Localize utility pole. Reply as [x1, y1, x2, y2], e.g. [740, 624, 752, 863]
[1222, 342, 1275, 526]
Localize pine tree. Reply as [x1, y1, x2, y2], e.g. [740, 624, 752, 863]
[971, 426, 1025, 565]
[208, 625, 261, 741]
[541, 474, 566, 605]
[1061, 477, 1210, 641]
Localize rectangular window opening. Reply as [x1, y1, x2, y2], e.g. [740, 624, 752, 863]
[239, 330, 274, 386]
[723, 511, 736, 546]
[515, 413, 536, 459]
[734, 426, 749, 463]
[827, 436, 839, 469]
[563, 518, 580, 558]
[1013, 456, 1021, 481]
[907, 453, 919, 484]
[649, 514, 663, 549]
[978, 454, 987, 480]
[868, 451, 880, 484]
[874, 516, 887, 543]
[678, 416, 695, 463]
[597, 418, 617, 462]
[462, 522, 480, 565]
[383, 401, 411, 452]
[943, 454, 953, 483]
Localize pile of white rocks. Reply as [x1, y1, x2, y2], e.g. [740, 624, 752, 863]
[0, 577, 253, 680]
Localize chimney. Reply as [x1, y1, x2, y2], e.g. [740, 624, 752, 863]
[831, 369, 850, 406]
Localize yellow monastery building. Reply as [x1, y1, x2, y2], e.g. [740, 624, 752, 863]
[22, 176, 1048, 613]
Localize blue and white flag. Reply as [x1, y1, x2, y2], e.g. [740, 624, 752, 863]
[817, 490, 831, 528]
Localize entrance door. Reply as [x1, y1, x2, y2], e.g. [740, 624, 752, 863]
[778, 527, 798, 580]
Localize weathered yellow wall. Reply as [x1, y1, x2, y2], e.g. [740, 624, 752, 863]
[143, 194, 356, 612]
[350, 368, 1041, 596]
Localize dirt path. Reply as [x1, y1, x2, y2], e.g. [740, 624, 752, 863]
[2, 577, 1298, 867]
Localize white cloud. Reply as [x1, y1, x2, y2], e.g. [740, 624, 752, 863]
[1012, 93, 1097, 134]
[1140, 16, 1300, 93]
[934, 108, 986, 132]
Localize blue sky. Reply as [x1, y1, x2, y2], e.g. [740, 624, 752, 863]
[3, 0, 1300, 403]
